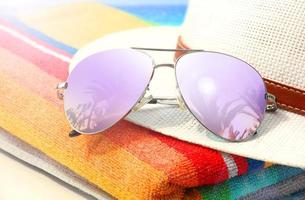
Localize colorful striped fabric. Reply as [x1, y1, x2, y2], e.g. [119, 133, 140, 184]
[199, 165, 305, 200]
[0, 2, 303, 199]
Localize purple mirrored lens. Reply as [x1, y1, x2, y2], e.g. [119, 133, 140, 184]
[176, 52, 266, 141]
[64, 49, 153, 134]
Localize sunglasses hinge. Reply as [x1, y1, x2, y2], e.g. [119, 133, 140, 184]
[265, 93, 278, 112]
[56, 82, 68, 100]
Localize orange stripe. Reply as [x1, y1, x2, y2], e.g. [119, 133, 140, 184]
[0, 106, 175, 198]
[264, 162, 273, 168]
[0, 75, 185, 199]
[104, 124, 200, 186]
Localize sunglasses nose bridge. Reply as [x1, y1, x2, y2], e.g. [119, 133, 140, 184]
[154, 63, 175, 69]
[131, 63, 188, 111]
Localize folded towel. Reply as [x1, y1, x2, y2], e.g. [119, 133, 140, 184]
[0, 2, 303, 199]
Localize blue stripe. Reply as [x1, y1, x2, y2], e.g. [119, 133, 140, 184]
[2, 15, 77, 55]
[230, 165, 303, 199]
[247, 159, 264, 173]
[112, 5, 187, 26]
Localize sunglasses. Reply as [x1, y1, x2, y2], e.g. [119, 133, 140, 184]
[57, 47, 277, 142]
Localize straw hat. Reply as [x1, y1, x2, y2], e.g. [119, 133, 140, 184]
[70, 0, 305, 168]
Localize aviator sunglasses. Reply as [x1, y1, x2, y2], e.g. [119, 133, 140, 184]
[57, 48, 277, 142]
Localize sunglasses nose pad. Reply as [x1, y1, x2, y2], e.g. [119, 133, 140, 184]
[132, 89, 153, 112]
[132, 87, 187, 111]
[176, 87, 187, 110]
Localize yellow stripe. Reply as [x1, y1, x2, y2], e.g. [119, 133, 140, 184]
[17, 2, 150, 48]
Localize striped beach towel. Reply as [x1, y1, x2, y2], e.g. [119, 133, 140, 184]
[0, 2, 304, 199]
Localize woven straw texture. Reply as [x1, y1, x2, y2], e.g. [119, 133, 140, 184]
[182, 0, 305, 90]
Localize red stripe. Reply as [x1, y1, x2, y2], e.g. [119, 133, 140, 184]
[0, 27, 69, 81]
[154, 134, 229, 185]
[231, 155, 248, 176]
[0, 19, 72, 58]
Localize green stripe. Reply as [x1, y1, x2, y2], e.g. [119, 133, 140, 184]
[199, 182, 230, 200]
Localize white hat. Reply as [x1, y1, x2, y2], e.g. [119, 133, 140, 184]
[71, 0, 305, 168]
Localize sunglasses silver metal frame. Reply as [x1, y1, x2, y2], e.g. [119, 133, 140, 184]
[57, 47, 278, 139]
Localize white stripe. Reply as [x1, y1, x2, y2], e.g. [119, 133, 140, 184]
[221, 153, 238, 178]
[0, 24, 72, 63]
